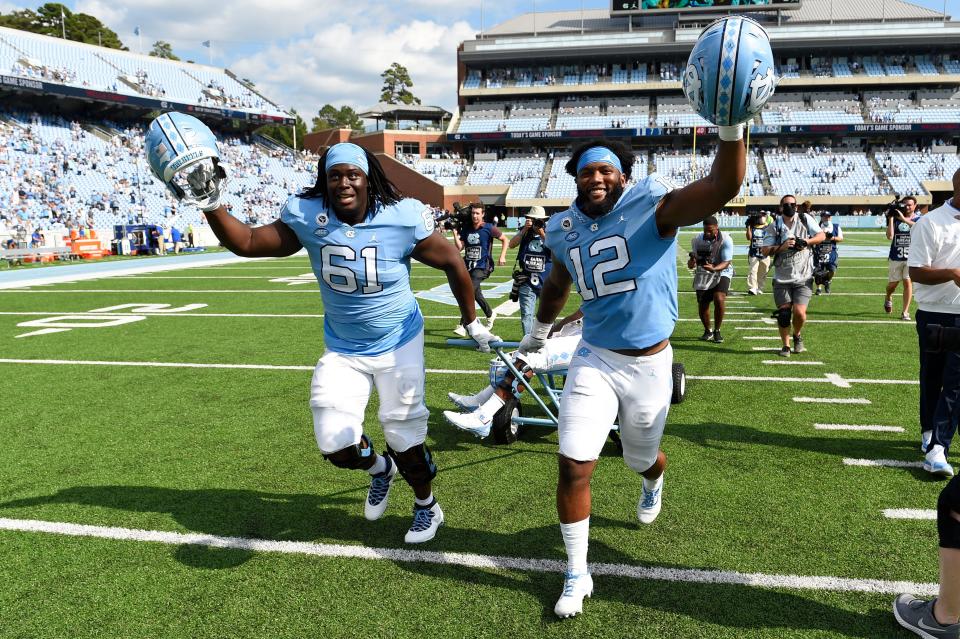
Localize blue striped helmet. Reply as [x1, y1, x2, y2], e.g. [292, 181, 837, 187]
[145, 112, 220, 199]
[682, 16, 778, 126]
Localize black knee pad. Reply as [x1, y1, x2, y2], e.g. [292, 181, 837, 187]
[324, 434, 374, 470]
[776, 306, 792, 328]
[939, 476, 960, 549]
[387, 443, 437, 488]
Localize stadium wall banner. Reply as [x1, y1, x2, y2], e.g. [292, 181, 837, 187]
[611, 0, 801, 14]
[449, 122, 960, 142]
[0, 74, 293, 125]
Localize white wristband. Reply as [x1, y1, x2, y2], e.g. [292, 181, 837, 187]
[530, 319, 552, 341]
[717, 124, 744, 142]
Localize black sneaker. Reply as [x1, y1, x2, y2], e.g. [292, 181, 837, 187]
[893, 595, 960, 638]
[712, 330, 724, 344]
[699, 329, 713, 341]
[793, 334, 805, 354]
[779, 346, 791, 358]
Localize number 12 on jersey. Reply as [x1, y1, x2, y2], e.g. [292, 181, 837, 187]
[568, 235, 636, 301]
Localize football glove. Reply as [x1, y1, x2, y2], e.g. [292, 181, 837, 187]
[465, 318, 500, 353]
[518, 319, 552, 356]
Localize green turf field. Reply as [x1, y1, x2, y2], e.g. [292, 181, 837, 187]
[0, 229, 941, 638]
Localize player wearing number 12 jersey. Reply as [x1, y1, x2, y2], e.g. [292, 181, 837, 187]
[519, 138, 745, 618]
[199, 142, 496, 544]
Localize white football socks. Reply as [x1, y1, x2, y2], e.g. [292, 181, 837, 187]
[560, 517, 590, 574]
[642, 473, 662, 491]
[477, 392, 505, 420]
[367, 454, 387, 476]
[415, 493, 434, 507]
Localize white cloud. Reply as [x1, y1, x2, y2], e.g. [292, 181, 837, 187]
[229, 18, 476, 117]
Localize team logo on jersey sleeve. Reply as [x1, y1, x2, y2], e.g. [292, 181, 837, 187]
[560, 217, 573, 231]
[421, 208, 435, 233]
[316, 212, 329, 227]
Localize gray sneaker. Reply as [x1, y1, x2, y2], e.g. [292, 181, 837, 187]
[893, 595, 960, 638]
[792, 335, 805, 354]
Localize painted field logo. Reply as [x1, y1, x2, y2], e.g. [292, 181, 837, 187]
[15, 303, 207, 338]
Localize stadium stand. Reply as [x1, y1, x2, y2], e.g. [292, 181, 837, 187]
[765, 148, 889, 197]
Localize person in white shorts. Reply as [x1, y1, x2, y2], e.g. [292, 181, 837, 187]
[520, 134, 746, 619]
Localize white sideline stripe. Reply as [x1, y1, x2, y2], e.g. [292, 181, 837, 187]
[0, 290, 897, 298]
[762, 360, 825, 366]
[794, 397, 872, 404]
[0, 312, 521, 321]
[0, 359, 486, 374]
[752, 347, 783, 351]
[0, 517, 937, 596]
[883, 509, 937, 520]
[843, 458, 924, 468]
[743, 336, 782, 340]
[724, 312, 763, 316]
[735, 327, 777, 331]
[815, 424, 905, 432]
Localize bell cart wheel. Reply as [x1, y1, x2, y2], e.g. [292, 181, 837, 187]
[491, 396, 523, 445]
[671, 362, 686, 405]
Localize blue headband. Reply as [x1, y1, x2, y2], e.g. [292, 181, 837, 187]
[325, 143, 369, 175]
[576, 146, 623, 174]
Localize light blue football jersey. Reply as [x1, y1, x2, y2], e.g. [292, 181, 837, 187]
[545, 173, 678, 350]
[281, 197, 434, 356]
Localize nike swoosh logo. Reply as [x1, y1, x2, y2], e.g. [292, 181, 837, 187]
[917, 617, 950, 633]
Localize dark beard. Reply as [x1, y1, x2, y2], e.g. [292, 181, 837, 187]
[576, 184, 625, 218]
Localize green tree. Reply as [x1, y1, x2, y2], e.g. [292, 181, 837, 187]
[311, 104, 364, 132]
[257, 109, 307, 151]
[149, 40, 180, 61]
[380, 62, 420, 105]
[0, 3, 126, 49]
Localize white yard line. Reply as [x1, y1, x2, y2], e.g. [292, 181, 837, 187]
[762, 361, 825, 365]
[743, 336, 783, 340]
[0, 517, 937, 596]
[883, 509, 937, 520]
[793, 397, 872, 404]
[815, 424, 905, 432]
[825, 374, 852, 389]
[0, 359, 485, 374]
[736, 327, 777, 331]
[843, 459, 924, 468]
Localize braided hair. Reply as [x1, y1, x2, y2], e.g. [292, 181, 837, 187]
[299, 146, 402, 215]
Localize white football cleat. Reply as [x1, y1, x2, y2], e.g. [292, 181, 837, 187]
[364, 455, 397, 521]
[484, 311, 497, 330]
[638, 474, 663, 525]
[447, 385, 495, 411]
[554, 571, 593, 618]
[443, 409, 492, 439]
[404, 500, 444, 544]
[453, 324, 467, 337]
[924, 445, 955, 478]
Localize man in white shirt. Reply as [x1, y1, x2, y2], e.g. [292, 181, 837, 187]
[909, 169, 960, 478]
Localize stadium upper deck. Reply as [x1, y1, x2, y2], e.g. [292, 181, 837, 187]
[0, 26, 290, 123]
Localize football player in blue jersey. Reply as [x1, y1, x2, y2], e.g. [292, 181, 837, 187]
[160, 133, 498, 544]
[519, 133, 745, 618]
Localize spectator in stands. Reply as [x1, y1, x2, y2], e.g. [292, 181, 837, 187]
[885, 195, 921, 321]
[452, 203, 508, 336]
[909, 168, 960, 477]
[508, 206, 552, 336]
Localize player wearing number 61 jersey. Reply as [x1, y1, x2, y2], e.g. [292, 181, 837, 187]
[523, 136, 746, 619]
[144, 121, 498, 545]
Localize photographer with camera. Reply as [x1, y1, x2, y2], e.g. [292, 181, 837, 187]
[508, 205, 553, 336]
[885, 195, 921, 321]
[452, 202, 509, 335]
[762, 194, 826, 357]
[687, 216, 733, 343]
[745, 211, 772, 296]
[814, 211, 844, 296]
[908, 170, 960, 477]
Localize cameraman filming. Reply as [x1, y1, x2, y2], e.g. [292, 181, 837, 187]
[508, 205, 552, 336]
[452, 202, 508, 335]
[814, 211, 844, 295]
[909, 170, 960, 476]
[745, 210, 772, 296]
[762, 194, 826, 357]
[885, 195, 921, 321]
[687, 215, 733, 343]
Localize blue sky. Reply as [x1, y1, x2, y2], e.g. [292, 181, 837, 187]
[1, 0, 957, 118]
